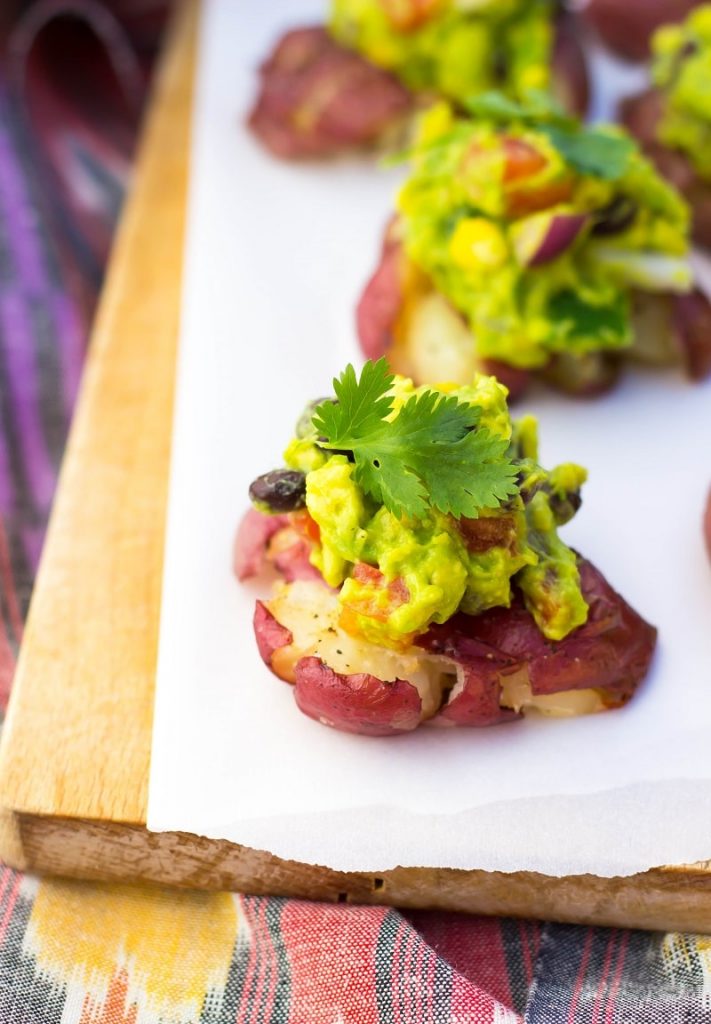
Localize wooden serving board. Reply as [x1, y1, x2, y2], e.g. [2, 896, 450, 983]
[1, 0, 711, 933]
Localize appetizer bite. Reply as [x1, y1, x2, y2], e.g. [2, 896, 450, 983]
[621, 6, 711, 249]
[248, 1, 588, 160]
[236, 359, 657, 736]
[358, 94, 711, 396]
[580, 0, 699, 63]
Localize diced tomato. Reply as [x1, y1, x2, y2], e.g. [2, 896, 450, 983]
[378, 0, 443, 32]
[506, 178, 575, 218]
[501, 137, 574, 217]
[504, 138, 577, 216]
[341, 563, 410, 635]
[502, 138, 548, 183]
[462, 136, 574, 218]
[352, 562, 385, 586]
[291, 510, 321, 544]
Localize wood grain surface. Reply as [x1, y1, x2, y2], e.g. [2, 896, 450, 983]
[1, 0, 711, 932]
[0, 0, 196, 825]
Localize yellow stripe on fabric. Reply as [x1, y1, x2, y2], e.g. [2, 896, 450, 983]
[24, 879, 239, 1022]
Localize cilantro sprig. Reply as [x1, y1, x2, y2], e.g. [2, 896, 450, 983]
[463, 90, 635, 181]
[312, 360, 519, 521]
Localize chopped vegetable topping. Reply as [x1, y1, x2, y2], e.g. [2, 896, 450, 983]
[252, 363, 589, 647]
[652, 5, 711, 181]
[329, 0, 554, 104]
[397, 94, 691, 368]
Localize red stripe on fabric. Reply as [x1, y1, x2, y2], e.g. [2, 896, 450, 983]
[407, 913, 515, 1012]
[567, 928, 595, 1024]
[591, 930, 618, 1024]
[0, 518, 23, 643]
[279, 901, 387, 1023]
[0, 874, 22, 943]
[449, 969, 505, 1023]
[604, 930, 630, 1024]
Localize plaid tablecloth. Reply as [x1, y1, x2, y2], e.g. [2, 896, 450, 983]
[1, 4, 711, 1021]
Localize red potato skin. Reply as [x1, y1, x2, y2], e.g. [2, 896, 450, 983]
[269, 533, 323, 584]
[234, 508, 321, 583]
[294, 657, 422, 736]
[427, 638, 520, 727]
[356, 222, 404, 362]
[251, 559, 657, 733]
[621, 90, 711, 250]
[254, 600, 293, 673]
[419, 559, 657, 721]
[551, 15, 590, 119]
[674, 290, 711, 381]
[247, 27, 413, 159]
[234, 508, 289, 581]
[581, 0, 700, 63]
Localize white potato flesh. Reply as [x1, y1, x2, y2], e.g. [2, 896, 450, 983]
[266, 581, 444, 719]
[392, 290, 479, 387]
[629, 293, 680, 367]
[500, 668, 606, 717]
[263, 581, 610, 724]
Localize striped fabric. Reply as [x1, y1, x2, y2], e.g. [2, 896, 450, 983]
[0, 4, 711, 1022]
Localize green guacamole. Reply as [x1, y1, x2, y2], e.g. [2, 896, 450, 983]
[282, 374, 588, 648]
[329, 0, 553, 104]
[652, 6, 711, 181]
[398, 100, 691, 368]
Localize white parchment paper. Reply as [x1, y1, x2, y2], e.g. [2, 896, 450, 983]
[147, 0, 711, 875]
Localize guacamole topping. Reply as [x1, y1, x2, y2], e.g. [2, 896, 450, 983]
[329, 0, 553, 104]
[652, 6, 711, 181]
[397, 95, 691, 368]
[271, 371, 589, 649]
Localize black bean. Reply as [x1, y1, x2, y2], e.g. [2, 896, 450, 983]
[520, 479, 582, 525]
[592, 196, 638, 236]
[249, 470, 306, 513]
[549, 489, 582, 525]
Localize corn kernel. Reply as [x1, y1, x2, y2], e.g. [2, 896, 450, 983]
[449, 218, 508, 270]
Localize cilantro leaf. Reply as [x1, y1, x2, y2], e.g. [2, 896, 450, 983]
[418, 429, 520, 517]
[464, 89, 568, 126]
[313, 361, 519, 520]
[548, 289, 629, 345]
[462, 90, 635, 182]
[314, 359, 394, 442]
[540, 125, 634, 181]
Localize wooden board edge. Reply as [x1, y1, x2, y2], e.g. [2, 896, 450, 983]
[0, 812, 709, 933]
[0, 0, 197, 824]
